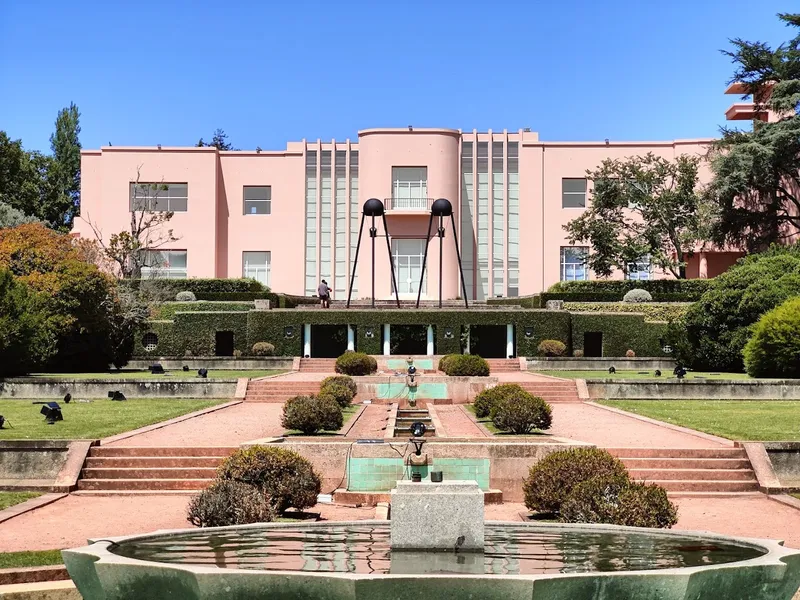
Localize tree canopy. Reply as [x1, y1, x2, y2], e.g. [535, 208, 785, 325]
[196, 128, 236, 150]
[564, 153, 709, 279]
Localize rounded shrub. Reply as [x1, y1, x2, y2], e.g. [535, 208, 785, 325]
[318, 380, 354, 408]
[572, 349, 584, 357]
[251, 342, 276, 356]
[281, 394, 343, 435]
[625, 349, 636, 358]
[623, 288, 653, 303]
[335, 351, 377, 376]
[490, 392, 552, 434]
[186, 480, 275, 527]
[217, 446, 321, 513]
[537, 339, 567, 357]
[321, 375, 357, 397]
[523, 447, 629, 515]
[441, 354, 490, 376]
[175, 291, 197, 302]
[614, 481, 678, 528]
[473, 384, 522, 418]
[558, 476, 628, 525]
[438, 354, 457, 373]
[743, 296, 800, 378]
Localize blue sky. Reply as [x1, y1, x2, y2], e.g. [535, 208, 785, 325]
[0, 0, 793, 153]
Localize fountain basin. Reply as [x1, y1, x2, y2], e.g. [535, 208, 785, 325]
[63, 521, 800, 600]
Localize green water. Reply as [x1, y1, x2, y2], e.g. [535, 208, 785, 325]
[375, 382, 448, 399]
[387, 359, 434, 371]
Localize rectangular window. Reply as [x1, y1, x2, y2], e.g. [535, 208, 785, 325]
[627, 256, 651, 281]
[562, 178, 587, 208]
[476, 142, 489, 300]
[305, 151, 318, 295]
[349, 151, 359, 295]
[460, 142, 475, 300]
[243, 251, 271, 286]
[320, 151, 332, 283]
[141, 250, 187, 279]
[492, 141, 504, 296]
[243, 186, 271, 215]
[391, 167, 428, 210]
[334, 151, 347, 295]
[507, 142, 519, 297]
[560, 246, 589, 281]
[130, 183, 188, 212]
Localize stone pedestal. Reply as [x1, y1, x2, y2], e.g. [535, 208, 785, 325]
[390, 480, 484, 552]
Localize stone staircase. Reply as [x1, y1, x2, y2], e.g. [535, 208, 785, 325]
[76, 446, 235, 493]
[298, 358, 337, 372]
[394, 408, 436, 437]
[607, 447, 758, 495]
[245, 379, 321, 402]
[486, 359, 521, 372]
[513, 380, 581, 403]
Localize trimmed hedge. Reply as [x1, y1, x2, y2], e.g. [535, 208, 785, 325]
[571, 313, 668, 357]
[153, 301, 254, 320]
[743, 296, 800, 378]
[135, 320, 177, 356]
[335, 352, 378, 376]
[440, 354, 490, 376]
[194, 292, 273, 301]
[174, 311, 250, 356]
[563, 302, 691, 323]
[486, 295, 543, 308]
[122, 278, 267, 293]
[186, 480, 275, 527]
[281, 394, 343, 434]
[474, 384, 523, 418]
[548, 279, 711, 297]
[490, 392, 552, 434]
[542, 291, 700, 303]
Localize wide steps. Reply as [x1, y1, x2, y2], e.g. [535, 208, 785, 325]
[621, 457, 751, 470]
[81, 467, 218, 480]
[512, 381, 581, 403]
[84, 456, 225, 468]
[607, 448, 747, 459]
[88, 446, 236, 458]
[299, 359, 337, 372]
[77, 478, 211, 491]
[245, 379, 322, 402]
[628, 468, 756, 482]
[650, 480, 758, 493]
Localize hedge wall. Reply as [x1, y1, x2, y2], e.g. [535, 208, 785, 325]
[570, 313, 668, 357]
[153, 301, 255, 320]
[122, 278, 268, 294]
[174, 311, 250, 356]
[563, 302, 691, 323]
[486, 296, 543, 308]
[134, 320, 177, 356]
[546, 279, 710, 301]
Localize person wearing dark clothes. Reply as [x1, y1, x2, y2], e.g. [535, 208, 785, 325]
[318, 280, 331, 308]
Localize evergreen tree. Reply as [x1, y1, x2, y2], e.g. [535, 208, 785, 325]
[49, 102, 82, 230]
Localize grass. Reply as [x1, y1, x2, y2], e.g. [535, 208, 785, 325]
[792, 494, 800, 501]
[464, 404, 548, 436]
[0, 492, 41, 511]
[601, 400, 800, 441]
[0, 550, 64, 569]
[532, 370, 753, 381]
[282, 405, 361, 436]
[0, 398, 224, 440]
[24, 369, 286, 380]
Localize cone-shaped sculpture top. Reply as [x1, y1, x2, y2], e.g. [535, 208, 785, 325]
[363, 198, 385, 217]
[431, 198, 453, 217]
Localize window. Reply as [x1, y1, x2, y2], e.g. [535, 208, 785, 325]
[627, 256, 651, 281]
[562, 178, 586, 208]
[560, 246, 588, 281]
[141, 250, 187, 279]
[243, 251, 271, 286]
[142, 332, 158, 351]
[392, 167, 428, 209]
[130, 183, 188, 212]
[243, 186, 271, 215]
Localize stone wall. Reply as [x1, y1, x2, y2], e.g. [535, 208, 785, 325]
[127, 357, 294, 370]
[588, 380, 800, 400]
[0, 440, 92, 492]
[0, 379, 238, 399]
[528, 357, 676, 371]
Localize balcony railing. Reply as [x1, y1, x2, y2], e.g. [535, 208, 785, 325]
[383, 197, 435, 212]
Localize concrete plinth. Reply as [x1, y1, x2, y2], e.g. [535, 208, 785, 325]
[390, 480, 484, 551]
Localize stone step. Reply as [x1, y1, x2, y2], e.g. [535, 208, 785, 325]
[88, 446, 236, 458]
[84, 457, 225, 468]
[332, 488, 503, 505]
[72, 490, 202, 497]
[606, 448, 747, 459]
[77, 478, 213, 491]
[81, 467, 218, 480]
[651, 480, 758, 493]
[628, 468, 756, 482]
[621, 457, 752, 470]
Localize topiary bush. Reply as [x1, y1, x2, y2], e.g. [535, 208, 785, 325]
[438, 354, 458, 373]
[537, 339, 567, 357]
[216, 446, 321, 513]
[523, 447, 628, 515]
[281, 395, 343, 435]
[490, 392, 552, 434]
[613, 481, 678, 528]
[186, 480, 275, 527]
[440, 354, 490, 376]
[335, 351, 377, 376]
[623, 288, 653, 303]
[175, 291, 197, 302]
[672, 244, 800, 372]
[252, 342, 276, 356]
[743, 296, 800, 378]
[473, 384, 523, 418]
[321, 375, 358, 397]
[318, 380, 355, 408]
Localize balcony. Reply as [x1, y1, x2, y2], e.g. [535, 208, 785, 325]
[383, 197, 434, 212]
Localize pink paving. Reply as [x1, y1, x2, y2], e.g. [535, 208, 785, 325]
[345, 404, 394, 438]
[434, 405, 488, 437]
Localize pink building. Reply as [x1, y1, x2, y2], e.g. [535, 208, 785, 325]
[75, 120, 746, 300]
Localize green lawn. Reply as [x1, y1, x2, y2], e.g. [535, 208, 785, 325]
[601, 400, 800, 441]
[464, 404, 548, 436]
[533, 370, 753, 381]
[792, 494, 800, 501]
[24, 369, 285, 380]
[283, 405, 361, 436]
[0, 550, 63, 569]
[0, 492, 41, 511]
[0, 398, 224, 440]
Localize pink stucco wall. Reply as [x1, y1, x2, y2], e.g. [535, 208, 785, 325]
[74, 128, 736, 298]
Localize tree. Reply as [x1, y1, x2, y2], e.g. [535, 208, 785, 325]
[0, 131, 48, 218]
[708, 13, 800, 250]
[49, 103, 82, 230]
[196, 128, 236, 150]
[83, 170, 179, 279]
[564, 153, 706, 279]
[0, 201, 38, 228]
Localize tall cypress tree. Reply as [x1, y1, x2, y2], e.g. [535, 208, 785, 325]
[49, 102, 82, 230]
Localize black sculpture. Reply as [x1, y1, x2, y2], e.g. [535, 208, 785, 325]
[416, 198, 469, 309]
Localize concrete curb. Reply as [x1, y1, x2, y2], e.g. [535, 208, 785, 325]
[768, 494, 800, 512]
[234, 378, 248, 398]
[743, 442, 783, 492]
[340, 404, 368, 437]
[459, 405, 494, 438]
[586, 401, 735, 447]
[383, 404, 398, 439]
[0, 579, 79, 599]
[575, 378, 590, 400]
[99, 400, 242, 445]
[427, 405, 446, 437]
[0, 493, 66, 525]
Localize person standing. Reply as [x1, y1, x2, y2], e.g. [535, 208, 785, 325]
[317, 279, 331, 308]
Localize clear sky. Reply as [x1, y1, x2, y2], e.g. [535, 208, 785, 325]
[0, 0, 793, 153]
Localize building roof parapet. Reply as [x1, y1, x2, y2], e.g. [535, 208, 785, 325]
[523, 138, 715, 148]
[358, 127, 461, 137]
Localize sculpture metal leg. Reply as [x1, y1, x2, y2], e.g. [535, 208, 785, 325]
[346, 214, 367, 308]
[415, 212, 435, 309]
[381, 214, 401, 308]
[449, 213, 469, 308]
[370, 216, 377, 309]
[438, 216, 444, 309]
